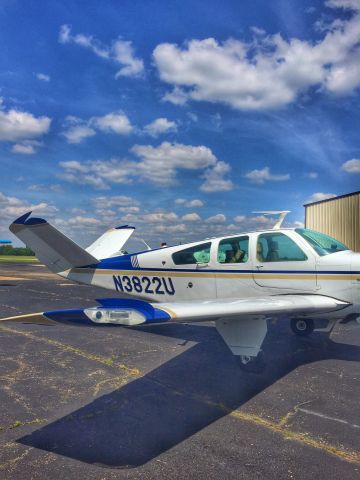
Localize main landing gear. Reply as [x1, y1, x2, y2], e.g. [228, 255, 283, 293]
[290, 318, 314, 337]
[237, 351, 265, 374]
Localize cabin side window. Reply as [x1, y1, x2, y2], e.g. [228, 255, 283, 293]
[172, 242, 211, 265]
[217, 236, 249, 263]
[257, 233, 307, 262]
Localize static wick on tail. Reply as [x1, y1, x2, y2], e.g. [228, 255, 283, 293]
[252, 211, 291, 230]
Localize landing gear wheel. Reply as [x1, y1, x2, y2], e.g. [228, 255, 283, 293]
[237, 351, 265, 374]
[291, 318, 314, 337]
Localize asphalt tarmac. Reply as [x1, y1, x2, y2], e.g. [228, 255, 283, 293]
[0, 263, 359, 480]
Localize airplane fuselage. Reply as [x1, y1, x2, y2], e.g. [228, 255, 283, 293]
[62, 228, 360, 322]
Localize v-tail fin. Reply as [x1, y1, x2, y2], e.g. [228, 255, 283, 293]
[9, 212, 98, 273]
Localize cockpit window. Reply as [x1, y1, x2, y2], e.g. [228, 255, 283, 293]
[218, 236, 249, 263]
[295, 228, 348, 256]
[172, 242, 211, 265]
[257, 232, 307, 262]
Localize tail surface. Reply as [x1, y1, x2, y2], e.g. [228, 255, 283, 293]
[9, 212, 98, 273]
[86, 225, 135, 260]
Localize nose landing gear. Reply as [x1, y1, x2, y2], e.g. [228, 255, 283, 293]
[290, 318, 314, 336]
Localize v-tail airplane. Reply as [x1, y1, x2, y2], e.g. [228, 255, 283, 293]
[4, 210, 360, 372]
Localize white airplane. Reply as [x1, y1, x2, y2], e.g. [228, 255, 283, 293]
[4, 210, 360, 372]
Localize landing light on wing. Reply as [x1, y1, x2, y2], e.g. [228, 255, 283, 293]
[84, 307, 146, 326]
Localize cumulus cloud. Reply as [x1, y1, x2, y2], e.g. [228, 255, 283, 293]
[92, 112, 134, 134]
[28, 184, 63, 193]
[143, 117, 177, 137]
[59, 24, 144, 78]
[206, 213, 226, 223]
[92, 195, 139, 209]
[0, 102, 51, 145]
[129, 142, 217, 186]
[63, 125, 96, 144]
[11, 140, 42, 155]
[175, 198, 204, 207]
[154, 2, 360, 110]
[62, 112, 134, 144]
[0, 191, 58, 219]
[36, 73, 50, 82]
[142, 212, 178, 222]
[341, 158, 360, 172]
[68, 216, 101, 227]
[59, 142, 231, 191]
[162, 87, 188, 105]
[200, 161, 234, 192]
[306, 192, 337, 203]
[244, 166, 290, 184]
[181, 212, 201, 222]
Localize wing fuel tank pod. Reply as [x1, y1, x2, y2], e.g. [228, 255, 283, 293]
[84, 298, 171, 326]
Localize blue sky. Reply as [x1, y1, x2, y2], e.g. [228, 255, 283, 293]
[0, 0, 359, 247]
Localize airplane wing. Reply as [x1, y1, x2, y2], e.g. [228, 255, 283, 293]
[152, 294, 349, 322]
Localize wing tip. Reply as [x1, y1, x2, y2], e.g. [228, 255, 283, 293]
[115, 224, 136, 230]
[13, 211, 32, 225]
[11, 211, 47, 228]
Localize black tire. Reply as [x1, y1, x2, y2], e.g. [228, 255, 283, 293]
[291, 318, 314, 337]
[236, 351, 265, 374]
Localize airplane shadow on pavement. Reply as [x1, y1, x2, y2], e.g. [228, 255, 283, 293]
[18, 321, 360, 468]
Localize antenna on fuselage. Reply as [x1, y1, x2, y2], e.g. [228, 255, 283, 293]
[252, 210, 291, 230]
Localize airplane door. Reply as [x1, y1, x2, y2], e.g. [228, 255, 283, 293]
[253, 232, 317, 291]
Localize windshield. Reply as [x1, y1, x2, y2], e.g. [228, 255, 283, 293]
[295, 228, 349, 256]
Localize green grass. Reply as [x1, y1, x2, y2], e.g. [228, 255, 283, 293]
[0, 255, 39, 263]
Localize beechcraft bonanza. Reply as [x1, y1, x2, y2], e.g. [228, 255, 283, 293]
[4, 210, 360, 372]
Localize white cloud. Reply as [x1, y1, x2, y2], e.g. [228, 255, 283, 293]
[59, 25, 144, 78]
[162, 86, 188, 105]
[59, 142, 231, 191]
[154, 224, 187, 234]
[63, 125, 96, 144]
[154, 2, 360, 110]
[36, 73, 50, 82]
[119, 206, 140, 214]
[325, 0, 360, 10]
[244, 166, 290, 184]
[143, 117, 177, 137]
[200, 161, 234, 192]
[129, 142, 217, 186]
[206, 213, 226, 223]
[11, 140, 42, 155]
[175, 198, 204, 208]
[234, 215, 246, 223]
[0, 192, 58, 219]
[92, 112, 133, 134]
[181, 212, 201, 222]
[28, 184, 63, 193]
[92, 195, 139, 209]
[68, 216, 101, 227]
[142, 212, 178, 222]
[62, 112, 134, 144]
[306, 192, 337, 203]
[306, 172, 318, 179]
[341, 158, 360, 173]
[112, 40, 145, 78]
[0, 103, 51, 142]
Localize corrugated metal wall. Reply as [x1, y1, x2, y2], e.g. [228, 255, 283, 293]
[305, 192, 360, 252]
